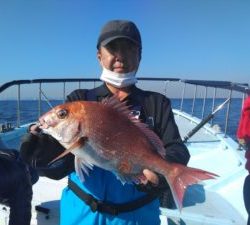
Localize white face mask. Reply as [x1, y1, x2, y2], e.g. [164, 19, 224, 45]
[100, 66, 137, 88]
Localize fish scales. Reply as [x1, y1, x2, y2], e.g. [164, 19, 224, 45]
[80, 102, 157, 165]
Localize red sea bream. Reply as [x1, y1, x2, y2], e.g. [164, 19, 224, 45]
[38, 96, 218, 210]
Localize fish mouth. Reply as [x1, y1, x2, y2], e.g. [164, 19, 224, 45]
[38, 118, 49, 129]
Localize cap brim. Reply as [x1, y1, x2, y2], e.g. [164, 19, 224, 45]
[100, 35, 140, 47]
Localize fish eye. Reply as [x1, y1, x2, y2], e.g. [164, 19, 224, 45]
[56, 109, 68, 119]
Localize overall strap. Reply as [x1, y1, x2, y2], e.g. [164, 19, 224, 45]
[68, 178, 158, 215]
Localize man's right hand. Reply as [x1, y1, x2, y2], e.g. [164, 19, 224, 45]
[20, 131, 75, 180]
[28, 123, 41, 135]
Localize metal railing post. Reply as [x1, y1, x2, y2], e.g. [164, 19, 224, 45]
[180, 82, 186, 111]
[210, 88, 217, 126]
[164, 81, 169, 96]
[17, 84, 21, 127]
[191, 85, 197, 116]
[63, 82, 66, 102]
[38, 83, 42, 117]
[224, 89, 232, 137]
[201, 87, 207, 119]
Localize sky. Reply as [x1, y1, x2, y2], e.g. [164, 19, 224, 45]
[0, 0, 250, 87]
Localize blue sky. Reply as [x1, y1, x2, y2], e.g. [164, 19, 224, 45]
[0, 0, 249, 86]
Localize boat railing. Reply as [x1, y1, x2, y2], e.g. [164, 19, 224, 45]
[179, 79, 249, 138]
[0, 78, 249, 141]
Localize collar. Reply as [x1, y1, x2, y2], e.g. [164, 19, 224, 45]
[94, 83, 141, 100]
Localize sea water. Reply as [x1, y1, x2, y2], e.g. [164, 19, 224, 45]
[0, 98, 243, 141]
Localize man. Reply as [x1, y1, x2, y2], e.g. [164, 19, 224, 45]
[20, 20, 190, 225]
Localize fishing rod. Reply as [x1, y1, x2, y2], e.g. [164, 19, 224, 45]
[183, 97, 230, 143]
[32, 88, 54, 128]
[39, 88, 54, 109]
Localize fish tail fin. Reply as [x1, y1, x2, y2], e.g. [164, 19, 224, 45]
[162, 163, 218, 211]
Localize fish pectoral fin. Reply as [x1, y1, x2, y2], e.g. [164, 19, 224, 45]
[48, 136, 88, 165]
[75, 156, 93, 182]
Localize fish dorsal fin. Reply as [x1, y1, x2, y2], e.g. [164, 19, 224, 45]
[102, 95, 131, 116]
[102, 95, 166, 158]
[134, 122, 166, 158]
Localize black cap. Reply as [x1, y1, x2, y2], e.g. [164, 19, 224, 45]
[97, 20, 142, 49]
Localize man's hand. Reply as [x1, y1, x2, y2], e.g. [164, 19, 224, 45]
[20, 131, 75, 179]
[28, 124, 41, 135]
[141, 169, 159, 186]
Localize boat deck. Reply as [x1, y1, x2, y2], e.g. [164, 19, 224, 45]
[159, 110, 247, 225]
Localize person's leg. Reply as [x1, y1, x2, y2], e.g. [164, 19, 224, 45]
[244, 175, 250, 225]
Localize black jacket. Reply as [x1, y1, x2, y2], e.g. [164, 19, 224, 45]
[0, 149, 38, 225]
[67, 84, 190, 165]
